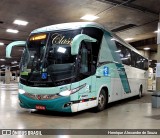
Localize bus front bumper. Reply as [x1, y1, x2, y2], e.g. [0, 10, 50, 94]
[18, 94, 72, 112]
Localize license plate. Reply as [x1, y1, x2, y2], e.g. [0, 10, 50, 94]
[36, 105, 46, 110]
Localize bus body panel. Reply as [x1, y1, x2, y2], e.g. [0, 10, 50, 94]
[16, 22, 148, 113]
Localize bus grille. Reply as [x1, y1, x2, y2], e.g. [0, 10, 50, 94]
[24, 93, 60, 100]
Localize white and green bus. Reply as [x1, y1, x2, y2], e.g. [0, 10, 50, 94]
[7, 22, 148, 112]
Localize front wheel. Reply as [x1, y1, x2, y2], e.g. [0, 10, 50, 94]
[94, 89, 107, 112]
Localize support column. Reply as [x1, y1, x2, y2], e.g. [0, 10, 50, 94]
[5, 66, 11, 84]
[156, 45, 160, 91]
[156, 16, 160, 91]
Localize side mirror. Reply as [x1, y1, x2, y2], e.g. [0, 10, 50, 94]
[6, 41, 26, 58]
[71, 34, 97, 55]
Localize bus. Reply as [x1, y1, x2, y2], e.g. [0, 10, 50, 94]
[7, 22, 148, 112]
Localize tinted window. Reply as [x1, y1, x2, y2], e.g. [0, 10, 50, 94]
[115, 41, 148, 70]
[115, 41, 131, 66]
[83, 27, 103, 65]
[131, 51, 148, 70]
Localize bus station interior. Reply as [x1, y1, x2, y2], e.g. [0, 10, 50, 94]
[0, 0, 160, 137]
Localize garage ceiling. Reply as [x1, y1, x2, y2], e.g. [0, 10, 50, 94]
[0, 0, 160, 70]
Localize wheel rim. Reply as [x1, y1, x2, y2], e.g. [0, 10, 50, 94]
[98, 94, 105, 109]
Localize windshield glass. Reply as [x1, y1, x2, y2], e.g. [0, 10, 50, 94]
[46, 30, 81, 82]
[20, 27, 103, 87]
[20, 29, 81, 87]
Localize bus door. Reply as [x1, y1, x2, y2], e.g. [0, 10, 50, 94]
[77, 41, 96, 110]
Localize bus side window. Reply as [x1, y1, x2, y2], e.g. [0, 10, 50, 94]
[115, 41, 131, 66]
[79, 41, 94, 76]
[144, 59, 149, 70]
[80, 45, 88, 74]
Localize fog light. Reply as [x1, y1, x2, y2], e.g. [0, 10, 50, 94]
[64, 102, 72, 108]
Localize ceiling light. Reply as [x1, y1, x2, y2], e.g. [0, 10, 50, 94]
[115, 50, 121, 53]
[80, 14, 99, 21]
[57, 47, 66, 53]
[154, 30, 160, 33]
[0, 59, 5, 61]
[1, 65, 5, 67]
[111, 38, 116, 41]
[0, 42, 4, 45]
[124, 38, 134, 41]
[19, 49, 24, 52]
[6, 29, 19, 33]
[143, 47, 150, 50]
[13, 19, 28, 26]
[11, 61, 18, 64]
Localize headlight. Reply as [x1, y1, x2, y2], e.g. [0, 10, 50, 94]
[59, 83, 86, 97]
[59, 90, 71, 96]
[19, 89, 25, 94]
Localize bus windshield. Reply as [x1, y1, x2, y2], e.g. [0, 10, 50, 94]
[20, 29, 81, 87]
[20, 27, 103, 87]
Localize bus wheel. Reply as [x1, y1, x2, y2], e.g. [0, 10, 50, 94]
[138, 85, 142, 99]
[95, 89, 107, 112]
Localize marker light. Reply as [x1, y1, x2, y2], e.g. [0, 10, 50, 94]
[30, 34, 46, 41]
[57, 47, 66, 53]
[18, 89, 25, 94]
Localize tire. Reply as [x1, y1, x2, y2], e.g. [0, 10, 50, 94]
[94, 89, 107, 112]
[138, 86, 142, 99]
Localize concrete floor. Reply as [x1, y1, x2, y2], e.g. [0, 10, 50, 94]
[0, 83, 160, 138]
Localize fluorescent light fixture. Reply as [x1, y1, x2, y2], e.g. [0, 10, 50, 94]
[11, 61, 18, 64]
[115, 50, 121, 53]
[154, 30, 160, 33]
[111, 38, 116, 41]
[124, 38, 134, 41]
[0, 59, 5, 61]
[13, 19, 28, 26]
[12, 65, 19, 67]
[1, 65, 5, 67]
[57, 47, 66, 53]
[6, 29, 19, 33]
[121, 57, 128, 60]
[80, 14, 99, 21]
[143, 47, 150, 50]
[19, 49, 24, 52]
[0, 42, 4, 45]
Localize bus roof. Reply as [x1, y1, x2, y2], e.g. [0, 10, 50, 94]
[31, 22, 146, 59]
[31, 22, 105, 34]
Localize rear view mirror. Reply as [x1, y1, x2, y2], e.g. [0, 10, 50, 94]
[71, 34, 97, 55]
[6, 41, 26, 58]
